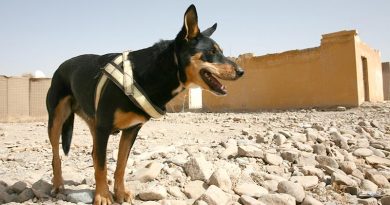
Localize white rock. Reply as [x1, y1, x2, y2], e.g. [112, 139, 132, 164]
[365, 155, 390, 167]
[140, 202, 160, 205]
[167, 186, 187, 199]
[301, 166, 325, 179]
[279, 131, 292, 138]
[291, 133, 307, 143]
[360, 179, 378, 192]
[264, 153, 283, 166]
[260, 180, 279, 192]
[214, 161, 241, 183]
[183, 180, 208, 199]
[312, 144, 327, 156]
[302, 195, 324, 205]
[295, 142, 313, 152]
[66, 189, 94, 204]
[277, 181, 305, 202]
[238, 145, 263, 158]
[331, 172, 358, 187]
[184, 156, 214, 182]
[138, 185, 167, 201]
[366, 171, 390, 188]
[240, 195, 266, 205]
[160, 200, 187, 205]
[258, 193, 296, 205]
[136, 145, 176, 161]
[315, 156, 339, 169]
[208, 169, 232, 192]
[194, 200, 208, 205]
[353, 148, 373, 157]
[131, 161, 163, 182]
[274, 134, 286, 145]
[256, 172, 287, 182]
[219, 144, 238, 159]
[339, 161, 357, 175]
[281, 150, 300, 163]
[234, 183, 268, 198]
[197, 185, 230, 205]
[290, 176, 319, 190]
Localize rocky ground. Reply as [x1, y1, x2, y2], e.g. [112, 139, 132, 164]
[1, 102, 390, 205]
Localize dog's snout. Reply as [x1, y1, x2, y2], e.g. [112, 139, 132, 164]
[236, 68, 244, 77]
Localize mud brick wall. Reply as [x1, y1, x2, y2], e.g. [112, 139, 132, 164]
[30, 78, 51, 118]
[383, 62, 390, 100]
[203, 30, 384, 112]
[0, 77, 51, 122]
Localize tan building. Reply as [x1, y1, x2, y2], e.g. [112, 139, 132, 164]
[203, 30, 384, 111]
[0, 76, 51, 122]
[383, 62, 390, 100]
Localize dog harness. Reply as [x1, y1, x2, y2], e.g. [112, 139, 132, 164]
[95, 51, 165, 118]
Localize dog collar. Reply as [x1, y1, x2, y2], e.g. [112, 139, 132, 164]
[95, 51, 165, 119]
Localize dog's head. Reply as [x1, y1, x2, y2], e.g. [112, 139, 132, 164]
[175, 5, 244, 96]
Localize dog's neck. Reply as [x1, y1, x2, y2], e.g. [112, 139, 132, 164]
[130, 40, 184, 110]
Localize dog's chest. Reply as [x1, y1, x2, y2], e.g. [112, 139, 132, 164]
[113, 110, 147, 130]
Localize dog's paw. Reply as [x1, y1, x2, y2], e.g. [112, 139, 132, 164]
[115, 189, 133, 204]
[94, 191, 113, 205]
[50, 183, 64, 196]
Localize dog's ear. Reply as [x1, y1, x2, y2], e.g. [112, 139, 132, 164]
[202, 23, 217, 37]
[178, 4, 200, 41]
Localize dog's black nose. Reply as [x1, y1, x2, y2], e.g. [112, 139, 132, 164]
[236, 68, 244, 77]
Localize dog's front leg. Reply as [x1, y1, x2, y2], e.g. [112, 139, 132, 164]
[114, 125, 142, 203]
[93, 126, 113, 205]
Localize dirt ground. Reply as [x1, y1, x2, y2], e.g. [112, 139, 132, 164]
[0, 102, 390, 204]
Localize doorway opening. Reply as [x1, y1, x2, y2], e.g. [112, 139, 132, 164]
[189, 87, 202, 109]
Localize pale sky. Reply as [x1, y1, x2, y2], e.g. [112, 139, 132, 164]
[0, 0, 389, 77]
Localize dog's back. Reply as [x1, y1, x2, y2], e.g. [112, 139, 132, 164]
[46, 54, 112, 154]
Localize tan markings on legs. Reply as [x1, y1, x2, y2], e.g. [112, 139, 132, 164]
[74, 109, 112, 205]
[92, 124, 112, 205]
[49, 96, 72, 194]
[94, 162, 112, 205]
[114, 127, 140, 203]
[113, 109, 147, 130]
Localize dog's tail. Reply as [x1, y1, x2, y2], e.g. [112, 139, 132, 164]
[61, 112, 74, 156]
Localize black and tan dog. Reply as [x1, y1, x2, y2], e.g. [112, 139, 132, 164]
[46, 4, 244, 205]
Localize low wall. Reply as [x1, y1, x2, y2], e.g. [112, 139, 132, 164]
[0, 76, 51, 122]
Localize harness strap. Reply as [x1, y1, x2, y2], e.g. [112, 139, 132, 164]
[95, 51, 164, 119]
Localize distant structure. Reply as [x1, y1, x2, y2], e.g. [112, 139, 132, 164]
[34, 70, 46, 78]
[202, 30, 385, 111]
[0, 76, 51, 122]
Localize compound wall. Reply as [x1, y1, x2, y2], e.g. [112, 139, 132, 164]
[203, 30, 383, 112]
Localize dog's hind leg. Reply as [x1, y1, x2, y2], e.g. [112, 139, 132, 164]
[47, 94, 73, 194]
[114, 125, 142, 203]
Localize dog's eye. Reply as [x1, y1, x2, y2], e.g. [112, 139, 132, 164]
[208, 49, 217, 55]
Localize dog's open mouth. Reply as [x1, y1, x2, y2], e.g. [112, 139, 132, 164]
[200, 69, 227, 95]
